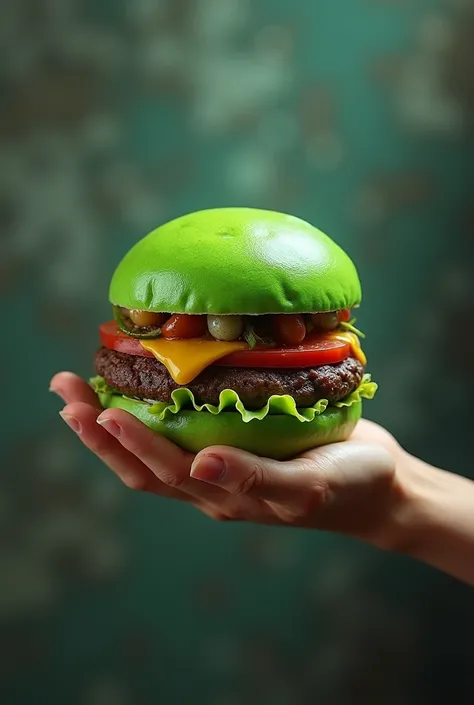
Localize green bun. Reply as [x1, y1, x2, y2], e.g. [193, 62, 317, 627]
[97, 392, 362, 461]
[110, 208, 361, 315]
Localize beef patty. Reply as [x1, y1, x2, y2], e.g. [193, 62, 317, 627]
[95, 346, 364, 409]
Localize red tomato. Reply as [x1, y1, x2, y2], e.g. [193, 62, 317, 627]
[215, 337, 350, 368]
[100, 321, 151, 356]
[161, 314, 207, 339]
[99, 322, 350, 368]
[272, 314, 306, 346]
[339, 309, 351, 322]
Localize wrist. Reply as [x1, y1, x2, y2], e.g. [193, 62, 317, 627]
[376, 451, 438, 554]
[378, 450, 474, 583]
[365, 448, 420, 554]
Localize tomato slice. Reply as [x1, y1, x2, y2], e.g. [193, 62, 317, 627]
[99, 321, 350, 368]
[214, 337, 350, 367]
[100, 321, 153, 357]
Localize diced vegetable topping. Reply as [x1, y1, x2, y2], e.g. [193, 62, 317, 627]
[312, 312, 340, 331]
[272, 314, 307, 346]
[161, 314, 208, 340]
[114, 306, 163, 339]
[129, 310, 167, 327]
[207, 314, 244, 341]
[114, 308, 359, 347]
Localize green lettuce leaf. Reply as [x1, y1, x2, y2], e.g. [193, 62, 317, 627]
[90, 374, 377, 424]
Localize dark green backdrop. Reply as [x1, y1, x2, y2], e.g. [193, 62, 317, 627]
[2, 1, 474, 704]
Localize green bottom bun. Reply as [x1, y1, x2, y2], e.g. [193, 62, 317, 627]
[96, 391, 362, 461]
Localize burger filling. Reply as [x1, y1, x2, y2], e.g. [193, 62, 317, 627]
[94, 308, 368, 411]
[114, 307, 354, 345]
[95, 346, 364, 410]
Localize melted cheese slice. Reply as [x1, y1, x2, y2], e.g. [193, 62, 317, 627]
[140, 338, 248, 384]
[140, 330, 366, 385]
[325, 330, 367, 366]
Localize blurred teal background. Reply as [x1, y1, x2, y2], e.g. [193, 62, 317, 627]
[2, 1, 474, 704]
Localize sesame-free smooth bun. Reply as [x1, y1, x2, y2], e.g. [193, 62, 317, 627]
[109, 208, 362, 316]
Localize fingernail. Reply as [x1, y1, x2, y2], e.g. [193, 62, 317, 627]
[50, 386, 66, 401]
[97, 417, 122, 438]
[191, 455, 226, 484]
[59, 411, 81, 434]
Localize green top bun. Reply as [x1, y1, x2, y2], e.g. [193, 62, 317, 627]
[109, 208, 361, 315]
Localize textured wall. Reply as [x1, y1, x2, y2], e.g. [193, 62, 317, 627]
[2, 1, 474, 704]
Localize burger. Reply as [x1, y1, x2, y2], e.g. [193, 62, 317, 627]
[91, 208, 376, 460]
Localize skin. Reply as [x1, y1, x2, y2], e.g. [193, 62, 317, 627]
[51, 371, 474, 586]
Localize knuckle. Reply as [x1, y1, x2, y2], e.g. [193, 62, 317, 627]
[279, 502, 309, 523]
[308, 479, 329, 508]
[303, 481, 329, 517]
[126, 431, 163, 460]
[124, 439, 149, 457]
[298, 460, 331, 506]
[215, 512, 234, 522]
[277, 482, 328, 524]
[91, 439, 115, 458]
[222, 506, 243, 521]
[203, 507, 235, 522]
[121, 472, 150, 493]
[160, 471, 187, 489]
[91, 441, 127, 470]
[234, 463, 265, 495]
[274, 505, 300, 523]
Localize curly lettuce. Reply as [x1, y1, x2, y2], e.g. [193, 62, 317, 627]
[90, 374, 377, 424]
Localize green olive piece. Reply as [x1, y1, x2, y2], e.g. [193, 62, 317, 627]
[207, 314, 244, 341]
[312, 312, 340, 331]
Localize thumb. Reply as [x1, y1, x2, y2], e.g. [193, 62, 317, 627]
[190, 442, 395, 505]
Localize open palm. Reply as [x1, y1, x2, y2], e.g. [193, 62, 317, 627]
[50, 371, 405, 547]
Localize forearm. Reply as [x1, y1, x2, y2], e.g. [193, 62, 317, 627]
[390, 454, 474, 585]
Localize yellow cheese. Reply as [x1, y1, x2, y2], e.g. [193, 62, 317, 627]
[140, 328, 366, 386]
[140, 338, 248, 385]
[325, 330, 367, 366]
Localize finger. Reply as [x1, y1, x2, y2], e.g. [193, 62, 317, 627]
[60, 402, 193, 501]
[190, 442, 395, 507]
[96, 408, 234, 503]
[50, 371, 101, 408]
[190, 445, 325, 505]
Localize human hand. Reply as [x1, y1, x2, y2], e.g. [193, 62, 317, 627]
[50, 372, 408, 549]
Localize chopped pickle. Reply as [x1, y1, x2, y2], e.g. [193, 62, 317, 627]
[113, 306, 163, 338]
